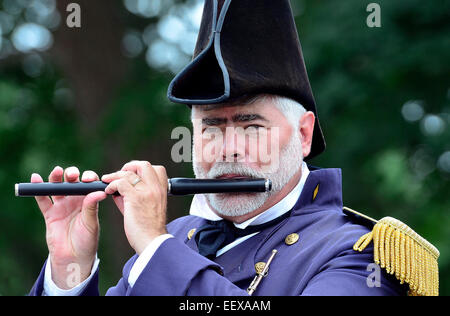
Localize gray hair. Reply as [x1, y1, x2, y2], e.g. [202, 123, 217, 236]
[191, 94, 306, 131]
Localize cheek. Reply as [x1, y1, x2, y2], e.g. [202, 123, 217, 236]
[193, 135, 206, 163]
[193, 134, 202, 158]
[279, 124, 294, 145]
[193, 134, 219, 170]
[271, 126, 294, 160]
[246, 134, 261, 163]
[248, 126, 291, 169]
[251, 127, 286, 157]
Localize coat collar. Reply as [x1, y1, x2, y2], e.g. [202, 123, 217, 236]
[291, 167, 343, 214]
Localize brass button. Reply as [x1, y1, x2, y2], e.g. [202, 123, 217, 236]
[285, 233, 299, 245]
[187, 228, 196, 240]
[255, 262, 266, 274]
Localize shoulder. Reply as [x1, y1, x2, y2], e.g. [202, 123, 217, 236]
[320, 206, 439, 296]
[255, 206, 407, 295]
[278, 206, 378, 276]
[286, 206, 373, 257]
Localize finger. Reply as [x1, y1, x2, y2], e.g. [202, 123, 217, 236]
[81, 170, 100, 183]
[120, 160, 139, 172]
[48, 166, 64, 201]
[152, 165, 168, 192]
[101, 170, 139, 184]
[48, 166, 64, 183]
[31, 173, 44, 183]
[122, 161, 158, 186]
[105, 178, 134, 196]
[101, 170, 126, 182]
[31, 173, 53, 214]
[112, 195, 125, 214]
[64, 166, 80, 183]
[81, 191, 107, 235]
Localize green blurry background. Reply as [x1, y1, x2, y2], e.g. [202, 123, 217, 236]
[0, 0, 448, 295]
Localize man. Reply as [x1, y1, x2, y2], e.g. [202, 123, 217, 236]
[28, 94, 404, 295]
[28, 0, 436, 296]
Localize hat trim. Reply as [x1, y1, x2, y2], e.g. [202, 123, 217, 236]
[167, 0, 231, 105]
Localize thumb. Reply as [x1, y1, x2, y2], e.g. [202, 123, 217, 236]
[112, 195, 125, 215]
[81, 191, 107, 233]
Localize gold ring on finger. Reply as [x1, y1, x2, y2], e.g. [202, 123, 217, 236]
[131, 177, 142, 187]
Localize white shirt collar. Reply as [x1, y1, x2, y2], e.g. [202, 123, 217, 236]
[189, 162, 310, 229]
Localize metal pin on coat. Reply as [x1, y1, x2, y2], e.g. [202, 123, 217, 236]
[247, 249, 278, 295]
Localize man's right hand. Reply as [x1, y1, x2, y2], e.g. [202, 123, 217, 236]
[32, 166, 107, 290]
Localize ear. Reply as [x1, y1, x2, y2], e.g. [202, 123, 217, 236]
[299, 111, 315, 158]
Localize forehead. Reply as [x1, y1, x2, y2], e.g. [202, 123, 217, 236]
[192, 97, 282, 120]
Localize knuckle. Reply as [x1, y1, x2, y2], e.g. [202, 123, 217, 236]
[153, 164, 162, 170]
[154, 185, 165, 197]
[143, 161, 151, 167]
[109, 171, 119, 178]
[156, 165, 167, 175]
[125, 170, 136, 178]
[110, 171, 120, 177]
[109, 181, 120, 192]
[122, 161, 135, 170]
[146, 189, 158, 200]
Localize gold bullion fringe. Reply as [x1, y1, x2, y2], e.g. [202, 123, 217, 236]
[353, 216, 439, 296]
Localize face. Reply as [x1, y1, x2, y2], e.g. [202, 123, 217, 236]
[191, 98, 313, 218]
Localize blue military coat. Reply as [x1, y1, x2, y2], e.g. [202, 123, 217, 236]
[29, 167, 407, 296]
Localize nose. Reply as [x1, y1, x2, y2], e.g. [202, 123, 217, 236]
[222, 152, 240, 162]
[221, 127, 244, 162]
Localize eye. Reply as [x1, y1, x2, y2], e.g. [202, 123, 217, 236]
[202, 126, 222, 134]
[245, 124, 265, 131]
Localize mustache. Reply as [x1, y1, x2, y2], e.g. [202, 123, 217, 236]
[207, 162, 266, 179]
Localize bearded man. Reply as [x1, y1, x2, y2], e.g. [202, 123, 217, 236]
[28, 0, 437, 296]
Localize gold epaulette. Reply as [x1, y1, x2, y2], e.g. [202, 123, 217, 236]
[344, 207, 440, 296]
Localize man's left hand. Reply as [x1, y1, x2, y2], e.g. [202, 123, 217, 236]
[102, 161, 168, 254]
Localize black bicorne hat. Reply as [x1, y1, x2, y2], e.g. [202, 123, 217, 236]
[167, 0, 326, 160]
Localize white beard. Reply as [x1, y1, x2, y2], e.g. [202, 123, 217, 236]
[193, 130, 304, 217]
